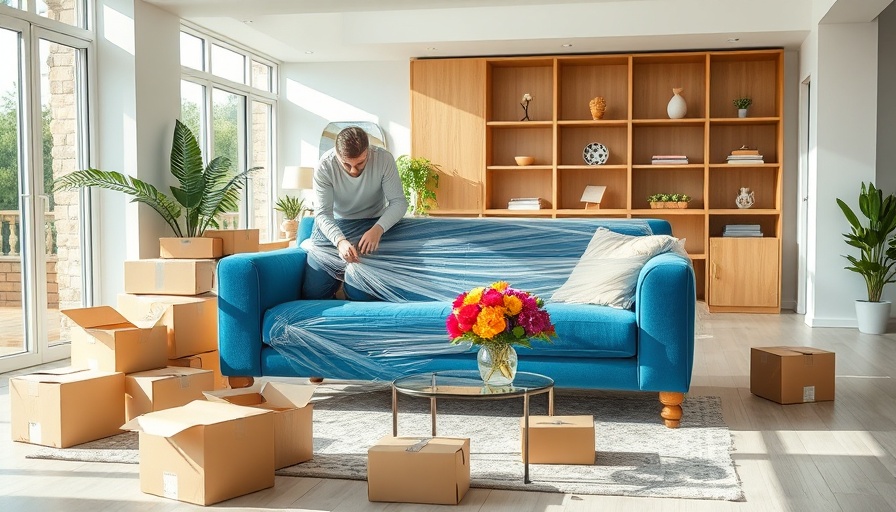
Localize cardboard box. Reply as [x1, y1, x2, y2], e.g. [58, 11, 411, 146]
[124, 259, 216, 296]
[368, 437, 470, 505]
[168, 350, 227, 390]
[117, 293, 218, 359]
[751, 346, 836, 404]
[160, 237, 223, 259]
[520, 415, 595, 464]
[11, 368, 125, 448]
[203, 229, 259, 255]
[125, 367, 215, 421]
[122, 400, 274, 506]
[258, 240, 291, 252]
[63, 306, 167, 374]
[204, 382, 314, 469]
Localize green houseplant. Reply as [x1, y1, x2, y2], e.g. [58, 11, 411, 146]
[274, 195, 307, 240]
[733, 97, 752, 117]
[836, 182, 896, 333]
[54, 119, 259, 237]
[396, 155, 440, 216]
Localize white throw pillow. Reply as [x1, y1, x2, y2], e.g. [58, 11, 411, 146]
[551, 227, 687, 309]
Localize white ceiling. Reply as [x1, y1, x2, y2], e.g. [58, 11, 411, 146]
[144, 0, 823, 63]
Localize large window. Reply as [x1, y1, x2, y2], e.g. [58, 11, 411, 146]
[179, 27, 277, 241]
[3, 0, 89, 28]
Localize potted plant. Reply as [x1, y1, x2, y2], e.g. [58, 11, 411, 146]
[396, 155, 441, 216]
[274, 195, 306, 240]
[836, 182, 896, 334]
[648, 193, 691, 209]
[733, 97, 752, 118]
[54, 119, 260, 238]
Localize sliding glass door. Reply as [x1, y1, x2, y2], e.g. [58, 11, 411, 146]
[0, 16, 92, 372]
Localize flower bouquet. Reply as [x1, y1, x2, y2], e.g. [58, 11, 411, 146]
[446, 281, 555, 385]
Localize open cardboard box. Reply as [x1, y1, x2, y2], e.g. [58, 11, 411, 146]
[122, 400, 274, 506]
[11, 367, 125, 448]
[204, 381, 315, 469]
[367, 436, 470, 505]
[117, 293, 218, 359]
[62, 306, 167, 374]
[167, 350, 227, 390]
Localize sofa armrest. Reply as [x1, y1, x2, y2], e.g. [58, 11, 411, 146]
[217, 248, 307, 376]
[634, 252, 696, 393]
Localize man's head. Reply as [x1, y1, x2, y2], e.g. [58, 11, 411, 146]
[335, 127, 370, 177]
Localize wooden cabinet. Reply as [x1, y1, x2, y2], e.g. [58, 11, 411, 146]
[409, 49, 783, 311]
[709, 238, 780, 311]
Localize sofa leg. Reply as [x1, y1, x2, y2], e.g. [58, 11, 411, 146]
[659, 392, 683, 428]
[309, 377, 324, 384]
[228, 376, 254, 389]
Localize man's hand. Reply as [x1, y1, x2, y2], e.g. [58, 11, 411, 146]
[357, 224, 384, 255]
[337, 239, 359, 263]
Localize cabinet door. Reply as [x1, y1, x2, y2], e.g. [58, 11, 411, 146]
[410, 59, 486, 212]
[709, 237, 779, 308]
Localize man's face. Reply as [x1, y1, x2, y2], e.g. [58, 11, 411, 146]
[339, 149, 369, 177]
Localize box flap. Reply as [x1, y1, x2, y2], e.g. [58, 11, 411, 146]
[370, 437, 467, 455]
[60, 306, 132, 329]
[525, 415, 594, 429]
[129, 366, 212, 382]
[260, 382, 316, 408]
[204, 383, 264, 403]
[121, 399, 271, 436]
[756, 346, 833, 357]
[14, 367, 112, 384]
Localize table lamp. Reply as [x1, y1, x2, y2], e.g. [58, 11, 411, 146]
[580, 185, 607, 210]
[280, 166, 314, 239]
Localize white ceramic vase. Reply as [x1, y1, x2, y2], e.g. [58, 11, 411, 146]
[855, 300, 891, 334]
[667, 87, 687, 119]
[738, 108, 748, 118]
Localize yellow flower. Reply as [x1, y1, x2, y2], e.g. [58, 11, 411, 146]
[464, 287, 485, 305]
[491, 281, 509, 292]
[503, 295, 522, 316]
[472, 306, 506, 339]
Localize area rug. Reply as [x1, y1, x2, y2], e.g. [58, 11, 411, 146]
[27, 385, 742, 501]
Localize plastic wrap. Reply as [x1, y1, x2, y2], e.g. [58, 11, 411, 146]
[272, 217, 660, 381]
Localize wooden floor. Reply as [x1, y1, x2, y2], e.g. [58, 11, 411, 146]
[3, 309, 896, 511]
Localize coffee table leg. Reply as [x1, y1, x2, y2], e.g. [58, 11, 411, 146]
[392, 385, 398, 437]
[430, 397, 437, 436]
[549, 387, 554, 416]
[524, 392, 530, 484]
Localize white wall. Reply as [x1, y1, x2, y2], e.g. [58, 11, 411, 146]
[278, 61, 410, 192]
[878, 2, 896, 194]
[95, 0, 181, 305]
[781, 50, 801, 311]
[808, 21, 880, 326]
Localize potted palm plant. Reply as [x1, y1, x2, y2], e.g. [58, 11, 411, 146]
[53, 119, 259, 238]
[836, 182, 896, 334]
[274, 195, 306, 240]
[396, 155, 440, 216]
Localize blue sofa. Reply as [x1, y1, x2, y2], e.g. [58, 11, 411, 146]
[217, 217, 696, 426]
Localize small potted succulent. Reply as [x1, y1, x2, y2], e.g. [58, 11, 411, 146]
[274, 195, 307, 239]
[733, 97, 752, 118]
[648, 193, 691, 209]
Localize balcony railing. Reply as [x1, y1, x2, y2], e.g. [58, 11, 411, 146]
[0, 210, 57, 257]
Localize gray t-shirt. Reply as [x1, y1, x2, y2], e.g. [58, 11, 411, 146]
[313, 145, 408, 246]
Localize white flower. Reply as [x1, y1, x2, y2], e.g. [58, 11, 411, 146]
[521, 93, 532, 102]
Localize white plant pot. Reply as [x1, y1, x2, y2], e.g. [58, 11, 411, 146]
[737, 108, 748, 118]
[855, 300, 891, 334]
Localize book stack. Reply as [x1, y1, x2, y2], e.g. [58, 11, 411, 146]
[723, 224, 763, 237]
[727, 148, 764, 164]
[508, 197, 550, 210]
[652, 154, 689, 165]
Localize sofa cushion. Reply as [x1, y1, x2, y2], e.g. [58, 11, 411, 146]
[262, 300, 636, 361]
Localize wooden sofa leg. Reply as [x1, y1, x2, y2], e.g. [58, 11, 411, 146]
[659, 392, 684, 428]
[228, 376, 254, 389]
[309, 377, 324, 384]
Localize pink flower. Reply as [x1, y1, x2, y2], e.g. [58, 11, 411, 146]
[481, 288, 504, 307]
[457, 304, 480, 331]
[446, 314, 464, 338]
[452, 292, 467, 308]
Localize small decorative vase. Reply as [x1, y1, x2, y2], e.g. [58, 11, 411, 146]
[738, 108, 748, 118]
[477, 345, 518, 386]
[589, 96, 607, 120]
[735, 187, 755, 209]
[280, 218, 298, 240]
[667, 87, 687, 119]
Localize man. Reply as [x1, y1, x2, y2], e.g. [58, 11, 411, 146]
[302, 126, 408, 299]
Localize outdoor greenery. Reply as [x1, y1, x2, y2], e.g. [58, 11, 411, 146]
[0, 91, 55, 212]
[396, 155, 440, 215]
[836, 182, 896, 302]
[54, 119, 260, 237]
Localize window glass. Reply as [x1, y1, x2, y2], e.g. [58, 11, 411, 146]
[37, 0, 84, 28]
[180, 80, 205, 151]
[250, 101, 272, 240]
[180, 32, 204, 71]
[211, 44, 245, 84]
[212, 88, 245, 228]
[251, 60, 272, 92]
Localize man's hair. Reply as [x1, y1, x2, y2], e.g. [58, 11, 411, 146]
[335, 126, 369, 159]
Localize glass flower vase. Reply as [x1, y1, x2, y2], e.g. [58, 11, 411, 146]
[477, 344, 518, 386]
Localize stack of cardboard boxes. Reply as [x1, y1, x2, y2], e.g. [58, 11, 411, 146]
[10, 229, 324, 506]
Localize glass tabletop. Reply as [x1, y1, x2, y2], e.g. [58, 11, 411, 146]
[392, 370, 554, 399]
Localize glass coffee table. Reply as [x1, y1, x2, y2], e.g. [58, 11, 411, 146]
[391, 370, 554, 483]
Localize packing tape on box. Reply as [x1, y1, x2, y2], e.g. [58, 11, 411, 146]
[535, 419, 574, 425]
[405, 438, 431, 452]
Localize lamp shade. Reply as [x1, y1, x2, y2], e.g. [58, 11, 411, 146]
[580, 185, 607, 204]
[282, 166, 314, 190]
